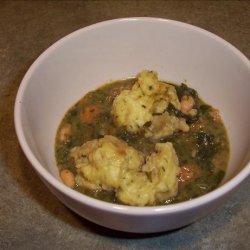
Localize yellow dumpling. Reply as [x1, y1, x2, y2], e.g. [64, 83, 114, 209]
[71, 135, 144, 191]
[112, 70, 185, 136]
[117, 142, 180, 206]
[142, 143, 180, 201]
[112, 87, 153, 133]
[71, 135, 180, 206]
[137, 70, 160, 96]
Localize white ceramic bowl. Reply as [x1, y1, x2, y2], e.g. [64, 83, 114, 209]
[14, 18, 250, 233]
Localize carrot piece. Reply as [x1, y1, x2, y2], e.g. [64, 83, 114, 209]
[178, 164, 201, 184]
[80, 105, 100, 124]
[209, 108, 221, 122]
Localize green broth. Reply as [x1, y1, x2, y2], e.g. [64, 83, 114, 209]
[55, 78, 229, 205]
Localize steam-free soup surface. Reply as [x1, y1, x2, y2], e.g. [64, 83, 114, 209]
[55, 71, 229, 206]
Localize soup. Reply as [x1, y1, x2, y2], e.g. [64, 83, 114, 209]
[55, 70, 229, 206]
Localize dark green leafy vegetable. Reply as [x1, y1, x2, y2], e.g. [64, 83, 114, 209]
[194, 132, 220, 170]
[176, 83, 197, 99]
[198, 104, 211, 114]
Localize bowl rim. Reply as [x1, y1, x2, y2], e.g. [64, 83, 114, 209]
[14, 17, 250, 215]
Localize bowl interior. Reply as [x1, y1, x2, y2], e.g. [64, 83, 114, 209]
[16, 18, 250, 199]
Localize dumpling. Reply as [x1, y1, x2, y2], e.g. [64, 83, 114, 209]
[112, 70, 187, 137]
[71, 135, 180, 206]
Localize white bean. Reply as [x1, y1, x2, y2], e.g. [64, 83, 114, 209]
[60, 169, 75, 188]
[58, 124, 72, 142]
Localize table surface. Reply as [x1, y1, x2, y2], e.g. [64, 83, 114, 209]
[0, 1, 249, 249]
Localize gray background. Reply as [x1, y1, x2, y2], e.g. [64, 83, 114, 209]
[0, 1, 249, 249]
